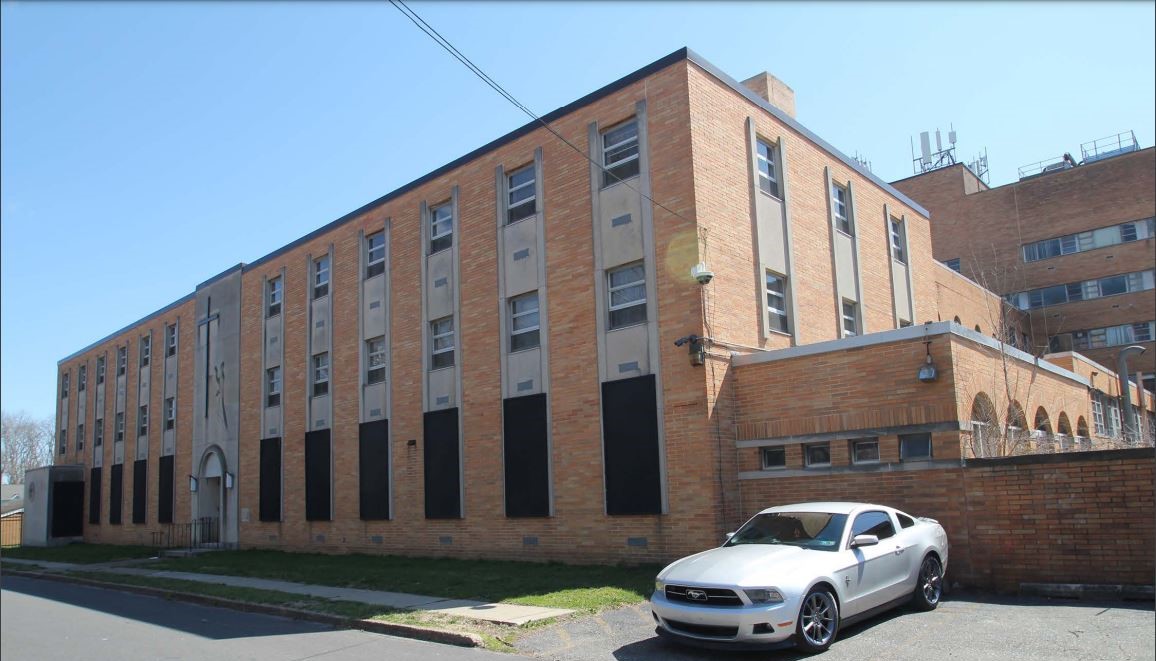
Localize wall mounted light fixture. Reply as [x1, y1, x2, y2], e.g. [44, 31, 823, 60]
[225, 472, 235, 490]
[917, 340, 938, 383]
[189, 476, 198, 493]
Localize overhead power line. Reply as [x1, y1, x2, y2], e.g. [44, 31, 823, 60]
[386, 0, 696, 228]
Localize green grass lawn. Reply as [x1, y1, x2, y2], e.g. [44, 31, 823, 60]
[1, 544, 161, 564]
[154, 550, 660, 613]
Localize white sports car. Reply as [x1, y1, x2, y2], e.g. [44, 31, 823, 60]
[651, 502, 948, 653]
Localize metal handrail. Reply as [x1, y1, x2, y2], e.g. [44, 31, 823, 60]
[164, 517, 219, 550]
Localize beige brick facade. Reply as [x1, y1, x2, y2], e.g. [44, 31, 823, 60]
[53, 49, 1155, 569]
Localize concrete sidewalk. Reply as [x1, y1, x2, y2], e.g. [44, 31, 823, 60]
[0, 557, 571, 626]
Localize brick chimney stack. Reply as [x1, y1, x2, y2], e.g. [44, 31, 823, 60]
[741, 72, 796, 119]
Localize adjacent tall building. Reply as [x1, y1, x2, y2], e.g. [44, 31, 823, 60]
[892, 140, 1155, 393]
[52, 49, 1153, 562]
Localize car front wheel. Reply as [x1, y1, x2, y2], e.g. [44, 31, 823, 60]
[795, 587, 839, 653]
[913, 554, 943, 611]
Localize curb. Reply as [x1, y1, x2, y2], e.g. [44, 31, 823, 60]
[3, 569, 484, 648]
[1020, 582, 1156, 602]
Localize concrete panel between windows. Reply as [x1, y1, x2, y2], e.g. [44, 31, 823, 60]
[506, 347, 543, 398]
[264, 317, 281, 367]
[95, 387, 105, 419]
[756, 194, 789, 275]
[309, 395, 330, 430]
[363, 382, 386, 420]
[599, 185, 644, 269]
[605, 323, 650, 380]
[113, 440, 124, 465]
[162, 428, 175, 457]
[893, 262, 913, 322]
[263, 405, 282, 438]
[426, 249, 455, 320]
[428, 368, 456, 411]
[834, 232, 858, 302]
[164, 355, 178, 393]
[310, 297, 330, 350]
[503, 218, 540, 296]
[116, 375, 126, 414]
[138, 370, 149, 400]
[363, 274, 387, 339]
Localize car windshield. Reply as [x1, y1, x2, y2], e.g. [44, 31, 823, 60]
[725, 512, 847, 551]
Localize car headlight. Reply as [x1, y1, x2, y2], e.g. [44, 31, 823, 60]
[744, 588, 785, 604]
[654, 580, 665, 593]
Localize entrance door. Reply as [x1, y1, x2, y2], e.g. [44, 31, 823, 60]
[197, 450, 225, 545]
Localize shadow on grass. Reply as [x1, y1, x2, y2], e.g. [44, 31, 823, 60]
[155, 549, 662, 611]
[1, 543, 160, 564]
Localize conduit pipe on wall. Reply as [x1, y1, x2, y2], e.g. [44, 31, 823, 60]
[1117, 345, 1146, 443]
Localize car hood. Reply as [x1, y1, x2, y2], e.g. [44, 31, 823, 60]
[660, 544, 821, 587]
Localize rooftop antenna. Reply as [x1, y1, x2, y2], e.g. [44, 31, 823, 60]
[911, 123, 958, 175]
[852, 151, 873, 173]
[967, 147, 990, 184]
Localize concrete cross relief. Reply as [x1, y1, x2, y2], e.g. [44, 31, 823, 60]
[197, 296, 228, 442]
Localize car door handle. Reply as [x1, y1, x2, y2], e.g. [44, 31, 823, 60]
[894, 546, 904, 555]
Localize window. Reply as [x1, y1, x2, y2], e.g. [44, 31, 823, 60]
[266, 367, 282, 407]
[842, 300, 858, 337]
[804, 443, 831, 467]
[509, 293, 541, 352]
[1092, 395, 1106, 436]
[96, 356, 106, 385]
[756, 139, 780, 198]
[896, 512, 915, 529]
[1022, 217, 1154, 262]
[94, 420, 104, 447]
[431, 317, 455, 369]
[78, 366, 87, 392]
[850, 511, 895, 540]
[765, 271, 789, 334]
[164, 397, 175, 430]
[831, 182, 852, 234]
[607, 263, 647, 329]
[115, 412, 125, 443]
[366, 337, 386, 384]
[761, 446, 786, 469]
[117, 347, 127, 377]
[1054, 321, 1156, 352]
[943, 258, 961, 273]
[430, 203, 453, 254]
[601, 119, 640, 187]
[267, 278, 283, 317]
[138, 405, 149, 437]
[165, 324, 178, 356]
[76, 423, 85, 452]
[139, 336, 151, 368]
[59, 429, 67, 455]
[61, 372, 70, 398]
[851, 438, 879, 464]
[366, 232, 386, 279]
[899, 433, 932, 461]
[312, 354, 329, 397]
[313, 256, 330, 299]
[506, 165, 537, 224]
[889, 217, 906, 264]
[1008, 270, 1154, 310]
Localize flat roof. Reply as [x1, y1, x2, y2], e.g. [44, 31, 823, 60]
[60, 47, 930, 365]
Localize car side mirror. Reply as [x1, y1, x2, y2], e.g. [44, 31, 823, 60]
[850, 534, 879, 548]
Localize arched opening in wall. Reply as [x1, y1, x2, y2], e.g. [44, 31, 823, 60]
[1077, 416, 1090, 440]
[1034, 406, 1052, 433]
[953, 316, 961, 324]
[1006, 401, 1027, 454]
[970, 392, 998, 458]
[1057, 412, 1073, 451]
[974, 324, 982, 333]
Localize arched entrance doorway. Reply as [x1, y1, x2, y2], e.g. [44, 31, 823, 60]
[196, 447, 226, 545]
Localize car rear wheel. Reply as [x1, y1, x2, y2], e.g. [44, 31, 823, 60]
[913, 555, 943, 611]
[795, 587, 839, 653]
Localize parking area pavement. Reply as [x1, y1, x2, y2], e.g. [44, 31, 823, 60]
[515, 592, 1155, 661]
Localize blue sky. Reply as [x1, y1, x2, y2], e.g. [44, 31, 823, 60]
[3, 1, 1154, 421]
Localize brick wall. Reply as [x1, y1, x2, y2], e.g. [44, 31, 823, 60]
[737, 448, 1155, 592]
[893, 151, 1156, 375]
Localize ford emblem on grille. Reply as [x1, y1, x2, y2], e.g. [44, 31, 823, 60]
[686, 588, 708, 601]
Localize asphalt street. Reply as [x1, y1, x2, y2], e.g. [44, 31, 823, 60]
[516, 593, 1156, 661]
[0, 575, 508, 661]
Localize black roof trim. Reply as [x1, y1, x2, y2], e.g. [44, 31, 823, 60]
[61, 46, 934, 363]
[681, 48, 929, 218]
[58, 293, 196, 365]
